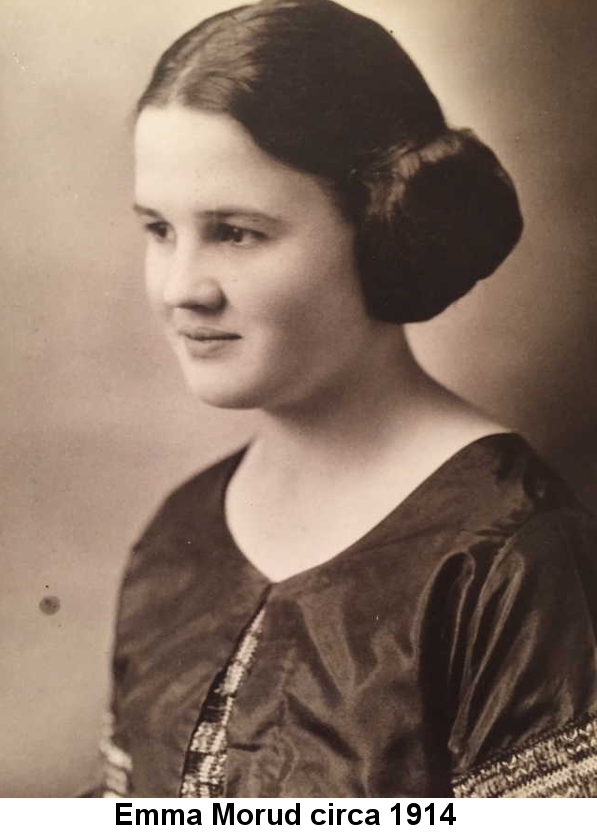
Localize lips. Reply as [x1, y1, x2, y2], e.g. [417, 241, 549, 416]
[175, 326, 241, 359]
[178, 327, 241, 341]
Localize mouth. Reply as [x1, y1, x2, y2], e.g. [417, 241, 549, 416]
[178, 328, 241, 342]
[176, 327, 241, 359]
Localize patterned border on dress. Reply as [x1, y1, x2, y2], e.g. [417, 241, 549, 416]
[100, 711, 133, 798]
[453, 711, 597, 797]
[179, 605, 266, 798]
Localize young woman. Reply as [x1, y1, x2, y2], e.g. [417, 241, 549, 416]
[100, 0, 597, 798]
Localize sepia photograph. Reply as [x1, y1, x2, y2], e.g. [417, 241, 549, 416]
[2, 0, 597, 799]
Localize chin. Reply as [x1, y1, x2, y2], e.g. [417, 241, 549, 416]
[182, 373, 269, 411]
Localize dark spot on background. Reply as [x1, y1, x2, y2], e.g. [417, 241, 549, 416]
[39, 595, 60, 615]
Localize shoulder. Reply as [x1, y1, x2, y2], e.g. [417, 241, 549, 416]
[112, 446, 247, 642]
[472, 434, 595, 574]
[419, 434, 597, 665]
[423, 435, 597, 646]
[399, 433, 595, 588]
[433, 432, 594, 548]
[133, 446, 246, 550]
[118, 446, 246, 597]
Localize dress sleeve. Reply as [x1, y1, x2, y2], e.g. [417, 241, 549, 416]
[447, 509, 597, 797]
[98, 707, 133, 798]
[97, 549, 142, 799]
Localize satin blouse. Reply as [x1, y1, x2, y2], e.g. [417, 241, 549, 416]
[101, 434, 597, 797]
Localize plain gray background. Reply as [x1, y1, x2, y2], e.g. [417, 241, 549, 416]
[2, 0, 596, 797]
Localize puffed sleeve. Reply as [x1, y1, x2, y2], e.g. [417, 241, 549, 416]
[447, 509, 597, 797]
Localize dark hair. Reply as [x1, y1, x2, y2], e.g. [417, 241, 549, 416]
[137, 0, 523, 323]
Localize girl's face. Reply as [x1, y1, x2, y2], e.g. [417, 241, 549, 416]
[134, 105, 385, 411]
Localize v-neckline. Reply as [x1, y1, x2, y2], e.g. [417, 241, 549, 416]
[214, 432, 525, 592]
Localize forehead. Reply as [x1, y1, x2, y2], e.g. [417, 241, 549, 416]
[134, 105, 336, 218]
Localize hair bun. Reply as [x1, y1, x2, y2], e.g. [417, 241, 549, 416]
[356, 128, 523, 323]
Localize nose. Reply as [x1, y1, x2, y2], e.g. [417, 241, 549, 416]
[161, 241, 225, 312]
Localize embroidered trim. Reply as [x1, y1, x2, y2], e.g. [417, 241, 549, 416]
[453, 712, 597, 797]
[179, 605, 266, 798]
[100, 711, 133, 798]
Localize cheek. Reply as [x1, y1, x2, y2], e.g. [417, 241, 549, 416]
[238, 235, 362, 332]
[144, 250, 164, 312]
[234, 272, 318, 339]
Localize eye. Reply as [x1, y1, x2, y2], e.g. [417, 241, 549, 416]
[144, 221, 173, 243]
[214, 223, 264, 246]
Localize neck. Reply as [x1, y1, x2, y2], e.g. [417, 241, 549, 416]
[248, 327, 437, 470]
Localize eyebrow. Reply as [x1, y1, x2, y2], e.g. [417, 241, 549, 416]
[132, 203, 284, 227]
[133, 203, 162, 218]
